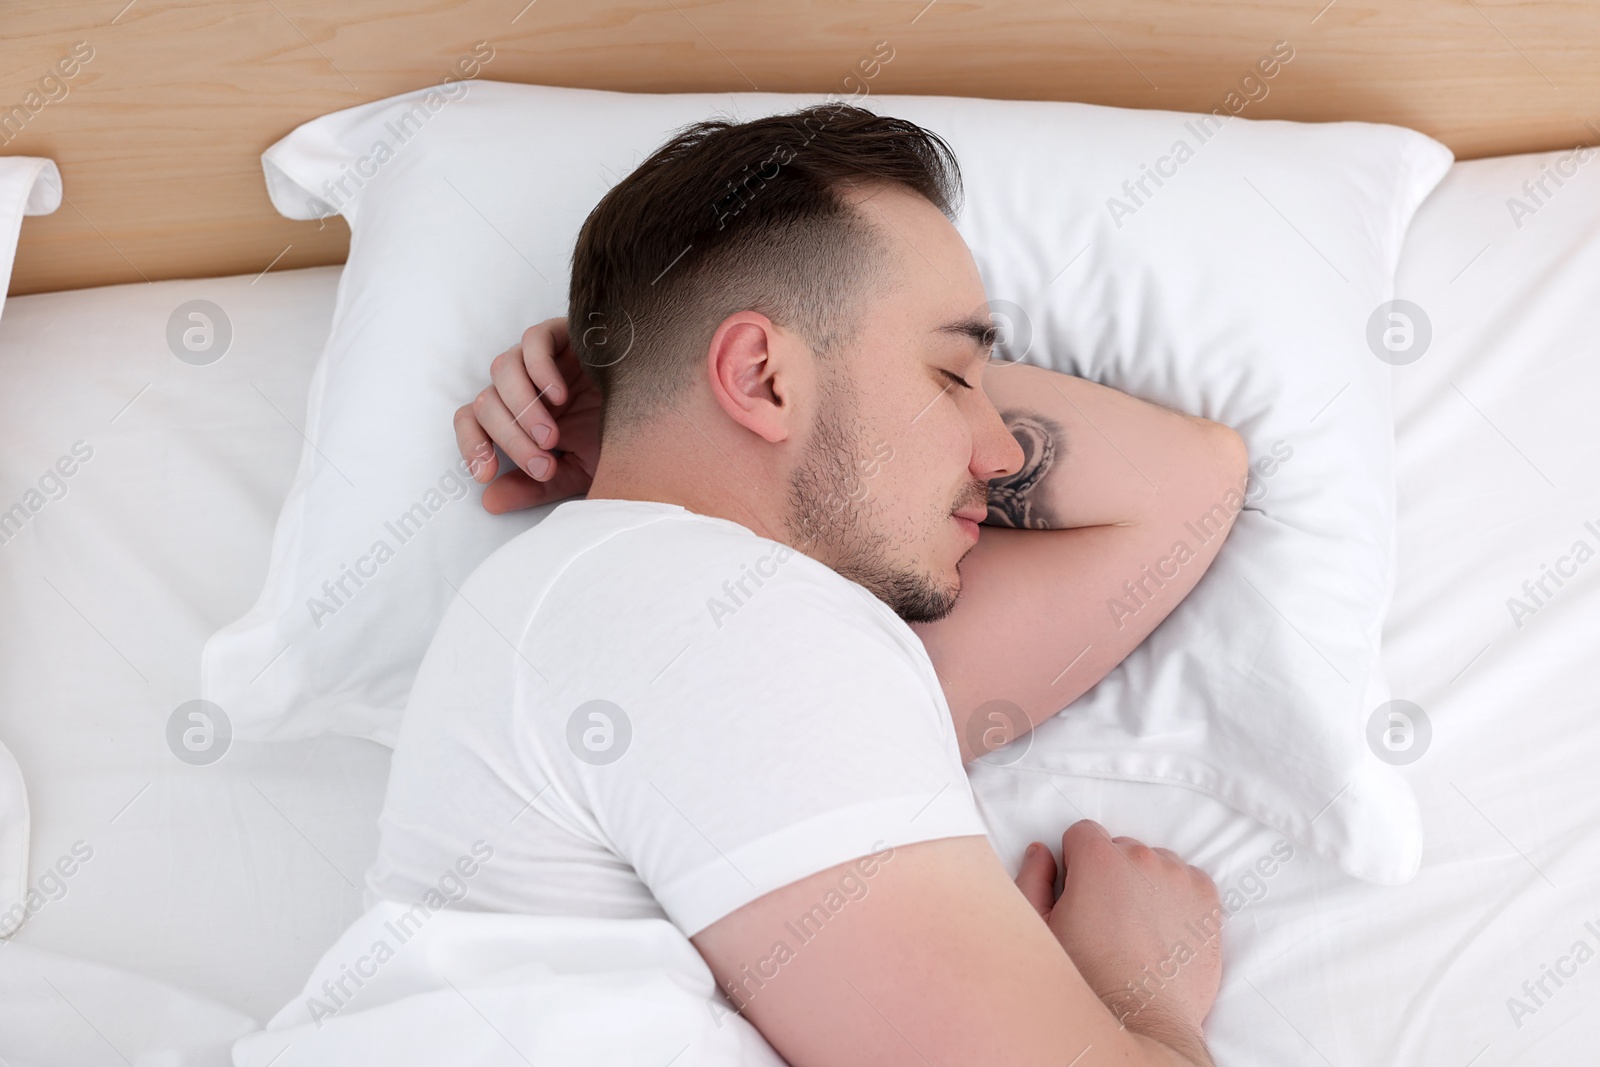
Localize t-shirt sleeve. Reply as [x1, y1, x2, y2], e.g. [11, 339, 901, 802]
[529, 555, 987, 937]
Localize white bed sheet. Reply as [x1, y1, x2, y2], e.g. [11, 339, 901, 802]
[0, 147, 1595, 1066]
[0, 266, 389, 1038]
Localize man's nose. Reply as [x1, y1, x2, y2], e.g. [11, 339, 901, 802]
[975, 404, 1024, 482]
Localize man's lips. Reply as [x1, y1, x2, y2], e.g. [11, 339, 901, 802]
[953, 505, 985, 540]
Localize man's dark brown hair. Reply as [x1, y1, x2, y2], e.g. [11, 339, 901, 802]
[567, 102, 964, 432]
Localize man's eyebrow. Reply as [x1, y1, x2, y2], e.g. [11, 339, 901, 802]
[934, 316, 1000, 350]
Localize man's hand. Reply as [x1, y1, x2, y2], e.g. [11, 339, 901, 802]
[452, 317, 601, 514]
[1014, 820, 1222, 1065]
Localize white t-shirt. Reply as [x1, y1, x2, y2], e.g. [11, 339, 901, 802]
[366, 498, 985, 936]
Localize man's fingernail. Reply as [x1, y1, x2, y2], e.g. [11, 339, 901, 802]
[1025, 843, 1039, 858]
[528, 457, 553, 479]
[533, 425, 552, 448]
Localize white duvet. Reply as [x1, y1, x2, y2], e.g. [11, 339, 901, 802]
[233, 905, 783, 1067]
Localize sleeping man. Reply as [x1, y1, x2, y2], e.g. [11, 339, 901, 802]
[368, 103, 1248, 1066]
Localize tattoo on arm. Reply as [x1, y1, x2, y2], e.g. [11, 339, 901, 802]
[986, 411, 1063, 529]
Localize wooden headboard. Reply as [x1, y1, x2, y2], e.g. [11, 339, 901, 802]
[5, 0, 1598, 297]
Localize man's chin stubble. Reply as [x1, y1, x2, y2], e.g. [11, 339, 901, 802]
[860, 562, 961, 624]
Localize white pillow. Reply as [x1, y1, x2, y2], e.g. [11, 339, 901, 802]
[0, 155, 57, 936]
[205, 81, 1450, 883]
[0, 157, 61, 322]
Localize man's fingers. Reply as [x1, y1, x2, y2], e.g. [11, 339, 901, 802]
[494, 317, 574, 449]
[481, 454, 593, 515]
[1059, 819, 1110, 880]
[521, 317, 573, 405]
[472, 384, 556, 481]
[453, 403, 500, 483]
[488, 343, 560, 452]
[553, 326, 584, 383]
[1013, 842, 1058, 918]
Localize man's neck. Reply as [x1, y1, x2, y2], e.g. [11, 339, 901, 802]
[587, 439, 787, 545]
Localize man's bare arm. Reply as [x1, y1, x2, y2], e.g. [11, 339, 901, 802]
[913, 361, 1248, 762]
[693, 831, 1219, 1067]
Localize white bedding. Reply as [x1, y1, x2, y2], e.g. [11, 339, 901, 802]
[233, 905, 785, 1067]
[0, 148, 1596, 1065]
[0, 267, 388, 1039]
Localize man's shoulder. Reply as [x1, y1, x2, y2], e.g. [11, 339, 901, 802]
[463, 497, 744, 584]
[470, 498, 916, 662]
[477, 497, 840, 598]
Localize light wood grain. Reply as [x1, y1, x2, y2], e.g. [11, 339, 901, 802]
[4, 0, 1597, 296]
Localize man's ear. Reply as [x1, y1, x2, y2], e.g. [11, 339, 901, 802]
[705, 312, 798, 444]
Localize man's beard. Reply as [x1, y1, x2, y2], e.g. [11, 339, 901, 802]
[784, 375, 982, 624]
